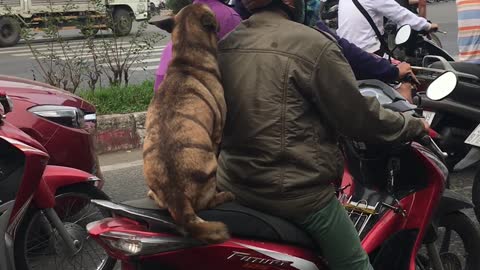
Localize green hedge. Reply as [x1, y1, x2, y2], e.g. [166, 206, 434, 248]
[79, 80, 154, 115]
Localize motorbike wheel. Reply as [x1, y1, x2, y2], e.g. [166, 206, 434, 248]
[473, 169, 480, 222]
[14, 183, 116, 270]
[419, 211, 480, 270]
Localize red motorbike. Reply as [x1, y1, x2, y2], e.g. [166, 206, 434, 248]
[86, 72, 480, 270]
[0, 92, 115, 270]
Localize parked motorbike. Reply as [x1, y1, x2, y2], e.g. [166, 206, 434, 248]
[394, 24, 480, 222]
[85, 73, 480, 270]
[0, 92, 115, 270]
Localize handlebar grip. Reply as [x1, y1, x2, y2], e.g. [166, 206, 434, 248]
[417, 135, 431, 146]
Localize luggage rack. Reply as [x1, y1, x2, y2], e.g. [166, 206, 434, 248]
[339, 194, 380, 236]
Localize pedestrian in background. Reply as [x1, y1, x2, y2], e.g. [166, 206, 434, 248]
[153, 0, 241, 92]
[457, 0, 480, 63]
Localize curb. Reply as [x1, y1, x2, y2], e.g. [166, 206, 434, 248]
[95, 112, 146, 154]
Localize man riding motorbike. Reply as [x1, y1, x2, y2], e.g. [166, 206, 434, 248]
[337, 0, 438, 56]
[216, 0, 429, 269]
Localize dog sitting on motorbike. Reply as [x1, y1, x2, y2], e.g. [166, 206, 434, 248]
[143, 4, 234, 244]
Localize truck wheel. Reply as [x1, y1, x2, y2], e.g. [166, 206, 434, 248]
[112, 8, 133, 37]
[0, 17, 21, 47]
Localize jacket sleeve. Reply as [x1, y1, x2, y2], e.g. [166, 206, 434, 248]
[302, 42, 426, 142]
[315, 21, 399, 82]
[375, 0, 430, 31]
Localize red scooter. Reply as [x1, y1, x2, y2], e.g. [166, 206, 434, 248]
[86, 72, 480, 270]
[0, 92, 115, 270]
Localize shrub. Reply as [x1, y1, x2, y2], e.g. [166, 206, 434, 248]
[79, 80, 154, 115]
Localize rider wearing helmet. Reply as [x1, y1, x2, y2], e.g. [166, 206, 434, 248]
[216, 0, 428, 269]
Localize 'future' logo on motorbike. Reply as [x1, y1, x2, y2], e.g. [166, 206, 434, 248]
[227, 251, 292, 267]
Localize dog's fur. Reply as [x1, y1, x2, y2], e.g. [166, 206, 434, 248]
[144, 4, 234, 244]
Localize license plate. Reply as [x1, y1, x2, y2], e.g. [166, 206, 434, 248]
[423, 111, 436, 125]
[465, 124, 480, 147]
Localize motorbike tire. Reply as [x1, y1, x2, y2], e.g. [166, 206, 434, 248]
[473, 169, 480, 222]
[13, 183, 116, 270]
[438, 211, 480, 270]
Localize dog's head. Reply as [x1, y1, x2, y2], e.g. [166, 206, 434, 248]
[149, 4, 219, 43]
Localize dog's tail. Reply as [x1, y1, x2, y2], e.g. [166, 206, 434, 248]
[183, 213, 230, 244]
[151, 188, 229, 244]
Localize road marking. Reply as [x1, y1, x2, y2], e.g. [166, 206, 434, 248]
[56, 46, 166, 60]
[98, 56, 161, 67]
[0, 40, 132, 54]
[11, 45, 166, 58]
[100, 159, 143, 172]
[131, 65, 159, 71]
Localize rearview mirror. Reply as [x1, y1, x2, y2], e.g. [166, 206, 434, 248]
[0, 93, 13, 115]
[426, 71, 458, 101]
[395, 24, 412, 45]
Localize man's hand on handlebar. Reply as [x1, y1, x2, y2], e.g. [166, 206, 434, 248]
[422, 119, 430, 132]
[397, 62, 414, 80]
[397, 62, 420, 84]
[428, 23, 439, 33]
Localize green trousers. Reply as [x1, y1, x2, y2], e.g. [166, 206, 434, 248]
[294, 197, 374, 270]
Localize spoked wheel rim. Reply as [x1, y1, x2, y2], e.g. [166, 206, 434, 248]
[22, 192, 110, 270]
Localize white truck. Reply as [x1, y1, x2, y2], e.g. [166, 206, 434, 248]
[0, 0, 149, 47]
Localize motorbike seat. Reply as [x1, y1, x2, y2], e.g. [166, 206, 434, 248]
[121, 198, 316, 249]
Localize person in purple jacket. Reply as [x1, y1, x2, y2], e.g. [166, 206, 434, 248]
[153, 0, 242, 92]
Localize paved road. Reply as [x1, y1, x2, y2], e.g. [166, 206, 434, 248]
[428, 1, 458, 57]
[0, 22, 169, 87]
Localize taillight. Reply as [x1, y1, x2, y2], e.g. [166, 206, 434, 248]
[87, 219, 201, 257]
[97, 231, 201, 256]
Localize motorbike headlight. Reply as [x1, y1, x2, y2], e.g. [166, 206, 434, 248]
[28, 105, 86, 128]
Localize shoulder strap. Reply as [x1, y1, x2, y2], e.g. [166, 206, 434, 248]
[351, 0, 390, 53]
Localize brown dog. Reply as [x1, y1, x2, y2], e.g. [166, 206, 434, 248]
[144, 4, 234, 244]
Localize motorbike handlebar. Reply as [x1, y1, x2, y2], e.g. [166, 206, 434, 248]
[402, 74, 420, 86]
[416, 134, 448, 159]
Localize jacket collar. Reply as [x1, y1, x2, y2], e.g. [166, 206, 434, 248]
[248, 9, 290, 24]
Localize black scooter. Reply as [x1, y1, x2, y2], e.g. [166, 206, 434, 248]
[395, 24, 480, 221]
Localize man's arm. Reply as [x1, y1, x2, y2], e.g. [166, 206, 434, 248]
[375, 0, 431, 31]
[300, 42, 426, 142]
[315, 21, 398, 81]
[417, 0, 427, 18]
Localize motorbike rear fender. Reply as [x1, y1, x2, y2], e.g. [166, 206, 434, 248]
[434, 189, 473, 220]
[33, 165, 100, 208]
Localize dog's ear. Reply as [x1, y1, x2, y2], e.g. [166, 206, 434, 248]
[149, 15, 175, 33]
[200, 13, 218, 32]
